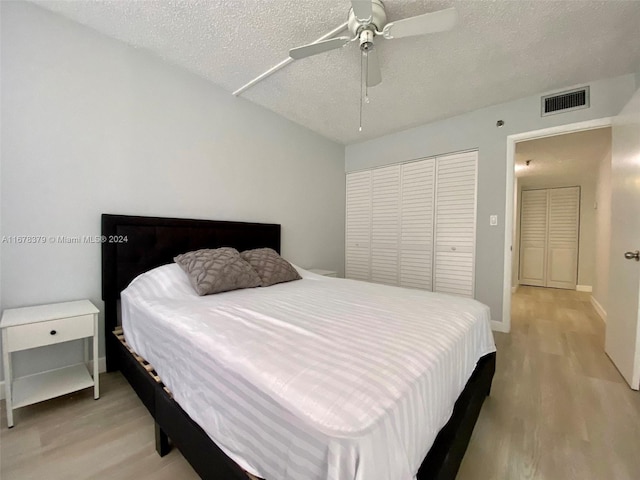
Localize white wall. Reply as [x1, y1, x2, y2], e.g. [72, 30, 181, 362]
[346, 74, 637, 325]
[594, 146, 613, 316]
[0, 2, 345, 379]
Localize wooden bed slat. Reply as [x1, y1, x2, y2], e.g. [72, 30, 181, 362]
[113, 330, 173, 397]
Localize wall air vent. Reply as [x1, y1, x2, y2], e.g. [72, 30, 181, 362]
[541, 86, 590, 116]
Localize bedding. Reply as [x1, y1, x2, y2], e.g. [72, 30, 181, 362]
[240, 248, 301, 286]
[121, 265, 496, 480]
[174, 247, 261, 295]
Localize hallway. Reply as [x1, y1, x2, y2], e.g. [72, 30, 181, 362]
[458, 286, 640, 479]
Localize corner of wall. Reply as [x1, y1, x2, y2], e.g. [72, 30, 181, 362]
[491, 320, 510, 333]
[590, 295, 607, 322]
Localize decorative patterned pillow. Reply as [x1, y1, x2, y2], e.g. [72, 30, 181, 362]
[240, 248, 301, 287]
[174, 247, 261, 296]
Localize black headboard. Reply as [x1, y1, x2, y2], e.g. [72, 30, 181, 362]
[101, 214, 281, 370]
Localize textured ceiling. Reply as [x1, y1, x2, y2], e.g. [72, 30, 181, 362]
[515, 127, 611, 187]
[32, 0, 640, 144]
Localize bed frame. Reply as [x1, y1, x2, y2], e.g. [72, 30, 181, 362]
[101, 213, 495, 480]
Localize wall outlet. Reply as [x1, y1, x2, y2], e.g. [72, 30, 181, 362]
[490, 215, 498, 226]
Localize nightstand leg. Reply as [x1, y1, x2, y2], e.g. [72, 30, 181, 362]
[84, 337, 89, 365]
[93, 314, 99, 399]
[2, 331, 14, 428]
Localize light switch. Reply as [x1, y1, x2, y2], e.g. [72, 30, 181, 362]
[490, 215, 498, 226]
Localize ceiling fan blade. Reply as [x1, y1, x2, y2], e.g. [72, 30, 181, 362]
[366, 49, 382, 87]
[382, 7, 458, 39]
[289, 36, 351, 60]
[351, 0, 373, 22]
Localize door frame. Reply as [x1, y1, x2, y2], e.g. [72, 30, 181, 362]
[501, 117, 613, 333]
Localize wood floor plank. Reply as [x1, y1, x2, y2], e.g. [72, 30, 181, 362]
[458, 286, 640, 480]
[1, 286, 638, 479]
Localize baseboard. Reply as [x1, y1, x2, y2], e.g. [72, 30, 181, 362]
[0, 357, 106, 401]
[511, 284, 519, 294]
[491, 320, 510, 333]
[576, 285, 593, 292]
[590, 296, 607, 322]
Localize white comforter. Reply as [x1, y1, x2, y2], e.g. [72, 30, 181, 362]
[121, 264, 495, 480]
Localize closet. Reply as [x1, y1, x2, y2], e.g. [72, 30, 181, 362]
[519, 186, 580, 289]
[345, 151, 477, 297]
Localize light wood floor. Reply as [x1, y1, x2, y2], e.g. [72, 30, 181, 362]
[458, 286, 640, 480]
[1, 286, 639, 479]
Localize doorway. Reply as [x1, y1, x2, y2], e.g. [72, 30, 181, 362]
[513, 128, 612, 295]
[501, 117, 613, 332]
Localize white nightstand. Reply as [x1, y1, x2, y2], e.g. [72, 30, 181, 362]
[1, 300, 100, 427]
[308, 268, 338, 278]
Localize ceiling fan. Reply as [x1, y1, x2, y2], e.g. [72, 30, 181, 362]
[289, 0, 459, 88]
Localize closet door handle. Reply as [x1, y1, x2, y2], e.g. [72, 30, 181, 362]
[624, 250, 640, 261]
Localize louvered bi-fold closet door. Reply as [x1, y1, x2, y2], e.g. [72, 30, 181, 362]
[370, 165, 401, 285]
[433, 152, 477, 297]
[345, 171, 372, 281]
[519, 189, 548, 287]
[399, 159, 435, 290]
[546, 186, 580, 289]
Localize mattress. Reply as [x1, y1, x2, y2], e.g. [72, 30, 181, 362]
[121, 264, 496, 480]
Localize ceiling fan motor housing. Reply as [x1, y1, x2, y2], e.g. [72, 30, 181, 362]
[348, 0, 387, 36]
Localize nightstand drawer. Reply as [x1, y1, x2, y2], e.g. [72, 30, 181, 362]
[6, 314, 94, 352]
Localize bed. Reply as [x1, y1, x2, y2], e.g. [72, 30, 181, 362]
[101, 214, 496, 480]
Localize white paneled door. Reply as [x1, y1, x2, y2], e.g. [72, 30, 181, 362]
[546, 187, 580, 289]
[605, 87, 640, 390]
[519, 186, 579, 290]
[345, 151, 477, 298]
[345, 170, 371, 281]
[400, 159, 435, 290]
[434, 152, 477, 297]
[371, 166, 401, 285]
[519, 190, 548, 286]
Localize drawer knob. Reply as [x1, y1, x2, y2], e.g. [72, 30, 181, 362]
[50, 330, 57, 336]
